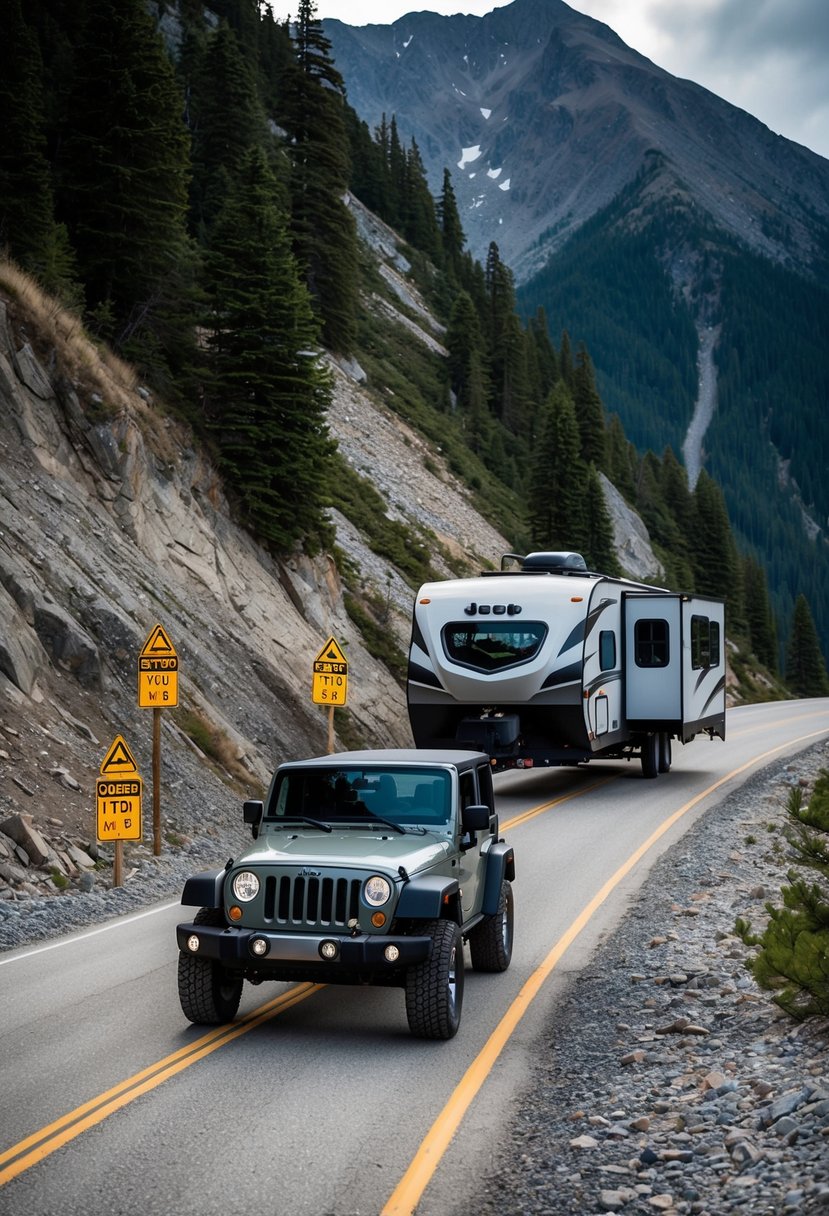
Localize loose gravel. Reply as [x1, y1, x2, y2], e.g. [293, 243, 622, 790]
[465, 739, 829, 1216]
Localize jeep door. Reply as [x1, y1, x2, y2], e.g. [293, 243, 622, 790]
[457, 765, 490, 920]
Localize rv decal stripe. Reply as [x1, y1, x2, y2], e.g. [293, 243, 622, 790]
[541, 659, 584, 689]
[700, 676, 726, 716]
[407, 661, 443, 690]
[584, 597, 614, 640]
[557, 620, 585, 656]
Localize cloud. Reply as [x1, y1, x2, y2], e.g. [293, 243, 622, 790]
[575, 0, 829, 156]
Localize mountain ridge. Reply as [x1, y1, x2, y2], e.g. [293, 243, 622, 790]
[325, 0, 829, 282]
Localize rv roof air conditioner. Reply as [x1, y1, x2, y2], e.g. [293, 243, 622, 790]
[500, 552, 588, 574]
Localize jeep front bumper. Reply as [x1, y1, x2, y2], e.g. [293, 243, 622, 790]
[176, 921, 433, 969]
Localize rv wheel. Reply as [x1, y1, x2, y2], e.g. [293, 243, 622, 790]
[658, 733, 672, 773]
[640, 733, 659, 779]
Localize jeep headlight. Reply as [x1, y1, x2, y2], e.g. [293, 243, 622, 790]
[232, 870, 260, 902]
[364, 875, 391, 906]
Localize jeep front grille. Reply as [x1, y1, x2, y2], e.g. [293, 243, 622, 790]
[263, 874, 362, 928]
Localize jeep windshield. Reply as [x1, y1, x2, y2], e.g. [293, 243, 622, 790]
[266, 766, 452, 830]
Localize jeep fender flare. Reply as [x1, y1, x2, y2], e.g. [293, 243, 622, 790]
[181, 870, 225, 908]
[396, 875, 460, 921]
[481, 842, 515, 916]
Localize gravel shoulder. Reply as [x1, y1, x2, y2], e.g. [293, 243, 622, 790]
[466, 739, 829, 1216]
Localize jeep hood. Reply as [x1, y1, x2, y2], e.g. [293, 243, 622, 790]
[241, 830, 451, 874]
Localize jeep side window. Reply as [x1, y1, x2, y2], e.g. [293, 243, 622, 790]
[476, 763, 494, 811]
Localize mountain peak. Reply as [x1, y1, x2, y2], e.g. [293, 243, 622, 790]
[326, 1, 829, 280]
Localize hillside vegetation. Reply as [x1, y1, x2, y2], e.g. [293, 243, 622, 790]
[1, 0, 826, 700]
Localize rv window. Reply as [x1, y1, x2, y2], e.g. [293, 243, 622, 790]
[691, 615, 711, 669]
[634, 618, 669, 667]
[442, 621, 547, 673]
[710, 621, 721, 666]
[599, 630, 616, 672]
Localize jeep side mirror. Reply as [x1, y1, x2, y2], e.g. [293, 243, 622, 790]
[243, 799, 264, 839]
[462, 804, 491, 833]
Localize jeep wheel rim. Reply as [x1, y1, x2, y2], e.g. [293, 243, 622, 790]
[447, 944, 459, 1014]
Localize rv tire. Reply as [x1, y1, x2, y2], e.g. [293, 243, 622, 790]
[658, 732, 672, 773]
[641, 733, 659, 779]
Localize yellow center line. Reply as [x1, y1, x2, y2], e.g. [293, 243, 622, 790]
[4, 718, 826, 1196]
[0, 983, 323, 1187]
[381, 725, 829, 1215]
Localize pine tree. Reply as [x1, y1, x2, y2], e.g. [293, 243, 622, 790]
[742, 553, 778, 671]
[786, 595, 829, 696]
[204, 145, 334, 550]
[56, 0, 194, 372]
[437, 168, 465, 277]
[281, 0, 358, 353]
[740, 774, 829, 1019]
[691, 471, 742, 625]
[528, 381, 585, 550]
[572, 345, 606, 468]
[187, 21, 266, 239]
[583, 465, 620, 574]
[0, 0, 77, 299]
[605, 413, 637, 501]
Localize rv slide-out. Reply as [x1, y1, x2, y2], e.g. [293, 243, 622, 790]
[407, 552, 726, 778]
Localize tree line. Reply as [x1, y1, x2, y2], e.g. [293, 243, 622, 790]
[1, 0, 826, 695]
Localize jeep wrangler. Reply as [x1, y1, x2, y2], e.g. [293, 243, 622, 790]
[176, 748, 515, 1039]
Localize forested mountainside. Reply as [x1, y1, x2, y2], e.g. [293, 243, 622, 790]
[0, 0, 827, 703]
[323, 0, 829, 665]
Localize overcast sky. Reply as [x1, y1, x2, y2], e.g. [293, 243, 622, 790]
[310, 0, 829, 161]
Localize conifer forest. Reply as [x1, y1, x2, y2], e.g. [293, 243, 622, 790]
[1, 0, 828, 698]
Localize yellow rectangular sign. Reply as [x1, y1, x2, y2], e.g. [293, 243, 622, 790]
[97, 775, 142, 841]
[312, 670, 348, 705]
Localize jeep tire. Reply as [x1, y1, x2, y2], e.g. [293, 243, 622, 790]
[405, 919, 464, 1040]
[469, 880, 514, 972]
[178, 907, 243, 1024]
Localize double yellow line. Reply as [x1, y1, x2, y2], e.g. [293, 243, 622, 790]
[0, 983, 322, 1186]
[3, 723, 826, 1204]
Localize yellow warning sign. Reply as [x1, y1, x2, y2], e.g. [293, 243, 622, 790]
[138, 623, 179, 708]
[100, 734, 140, 775]
[97, 735, 142, 841]
[312, 635, 348, 705]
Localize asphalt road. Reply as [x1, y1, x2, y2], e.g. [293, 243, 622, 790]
[1, 699, 827, 1216]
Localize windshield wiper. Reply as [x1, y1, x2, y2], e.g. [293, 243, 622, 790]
[361, 814, 407, 835]
[277, 815, 333, 833]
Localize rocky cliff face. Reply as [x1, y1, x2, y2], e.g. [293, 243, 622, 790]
[0, 197, 666, 906]
[0, 224, 513, 902]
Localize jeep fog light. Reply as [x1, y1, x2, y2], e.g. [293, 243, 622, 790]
[384, 944, 401, 963]
[364, 875, 391, 906]
[187, 934, 200, 953]
[232, 870, 260, 901]
[250, 937, 269, 957]
[319, 940, 339, 961]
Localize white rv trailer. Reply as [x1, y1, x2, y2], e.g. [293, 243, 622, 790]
[407, 551, 726, 777]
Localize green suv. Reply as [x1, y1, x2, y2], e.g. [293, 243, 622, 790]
[176, 748, 515, 1039]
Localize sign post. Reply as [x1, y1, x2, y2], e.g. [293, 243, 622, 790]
[97, 735, 142, 888]
[138, 624, 179, 856]
[311, 636, 348, 753]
